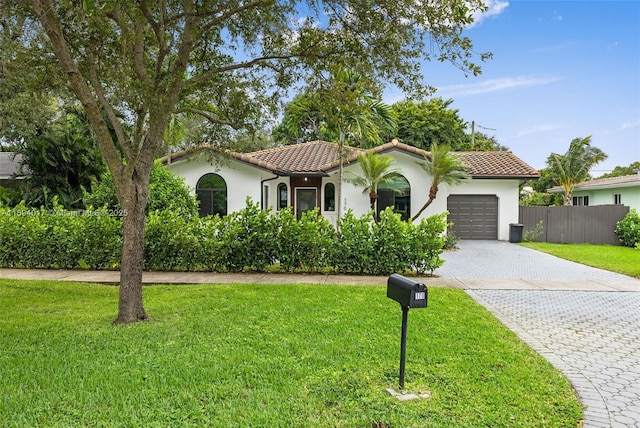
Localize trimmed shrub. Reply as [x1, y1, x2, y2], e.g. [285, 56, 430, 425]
[406, 212, 447, 275]
[275, 208, 335, 272]
[615, 209, 640, 248]
[330, 210, 374, 274]
[0, 199, 447, 275]
[84, 161, 198, 217]
[76, 208, 122, 270]
[144, 210, 204, 271]
[369, 208, 411, 275]
[0, 201, 121, 269]
[216, 199, 279, 272]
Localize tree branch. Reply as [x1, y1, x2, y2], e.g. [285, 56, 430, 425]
[30, 0, 125, 182]
[137, 0, 170, 78]
[177, 107, 239, 128]
[84, 48, 132, 163]
[198, 0, 270, 33]
[185, 55, 300, 88]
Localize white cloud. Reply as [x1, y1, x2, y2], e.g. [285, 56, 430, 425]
[468, 0, 509, 28]
[620, 118, 640, 130]
[437, 75, 562, 97]
[517, 124, 562, 138]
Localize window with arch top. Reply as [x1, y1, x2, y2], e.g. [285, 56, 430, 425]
[377, 174, 410, 221]
[196, 173, 227, 217]
[324, 182, 335, 211]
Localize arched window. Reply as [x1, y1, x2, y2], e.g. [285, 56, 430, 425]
[377, 175, 410, 221]
[324, 183, 335, 212]
[196, 173, 227, 217]
[278, 183, 288, 210]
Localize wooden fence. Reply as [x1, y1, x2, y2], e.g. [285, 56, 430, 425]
[519, 205, 630, 245]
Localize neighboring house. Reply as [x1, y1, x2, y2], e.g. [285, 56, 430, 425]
[549, 174, 640, 211]
[163, 140, 539, 241]
[0, 152, 25, 189]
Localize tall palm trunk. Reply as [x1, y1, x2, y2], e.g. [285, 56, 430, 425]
[369, 190, 377, 211]
[411, 185, 438, 221]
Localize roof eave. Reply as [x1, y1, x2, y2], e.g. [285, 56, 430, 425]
[574, 182, 640, 191]
[472, 174, 540, 179]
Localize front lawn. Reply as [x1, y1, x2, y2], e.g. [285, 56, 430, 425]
[0, 280, 583, 427]
[520, 242, 640, 278]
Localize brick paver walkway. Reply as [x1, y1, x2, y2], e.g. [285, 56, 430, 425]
[468, 290, 640, 428]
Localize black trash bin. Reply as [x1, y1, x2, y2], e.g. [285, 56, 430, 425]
[509, 223, 524, 243]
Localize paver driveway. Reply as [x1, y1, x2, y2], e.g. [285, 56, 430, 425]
[439, 241, 640, 428]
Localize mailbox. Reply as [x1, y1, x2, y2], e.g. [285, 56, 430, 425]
[387, 274, 428, 309]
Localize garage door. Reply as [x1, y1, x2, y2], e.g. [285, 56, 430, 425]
[447, 195, 498, 240]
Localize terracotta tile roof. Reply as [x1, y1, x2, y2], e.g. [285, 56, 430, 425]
[549, 174, 640, 193]
[456, 151, 539, 178]
[162, 140, 539, 178]
[240, 140, 366, 175]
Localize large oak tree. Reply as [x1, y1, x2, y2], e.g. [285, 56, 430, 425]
[2, 0, 489, 324]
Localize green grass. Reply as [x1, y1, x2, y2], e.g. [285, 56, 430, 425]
[520, 242, 640, 278]
[0, 280, 583, 427]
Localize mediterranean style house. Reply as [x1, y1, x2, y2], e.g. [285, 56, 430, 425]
[163, 140, 539, 240]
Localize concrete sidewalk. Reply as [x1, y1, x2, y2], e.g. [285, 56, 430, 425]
[1, 267, 640, 291]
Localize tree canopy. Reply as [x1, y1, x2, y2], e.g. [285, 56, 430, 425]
[2, 0, 490, 324]
[599, 162, 640, 178]
[16, 109, 105, 209]
[273, 68, 396, 148]
[381, 98, 507, 151]
[386, 98, 467, 150]
[0, 5, 65, 145]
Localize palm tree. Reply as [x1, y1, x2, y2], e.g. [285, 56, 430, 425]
[345, 152, 403, 219]
[412, 143, 470, 221]
[277, 67, 397, 220]
[550, 136, 607, 205]
[163, 113, 188, 164]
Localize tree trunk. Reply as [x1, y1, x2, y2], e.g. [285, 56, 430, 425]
[369, 190, 378, 211]
[337, 131, 345, 222]
[369, 190, 379, 223]
[411, 185, 438, 221]
[112, 172, 150, 325]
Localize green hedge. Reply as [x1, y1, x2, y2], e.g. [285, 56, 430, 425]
[615, 209, 640, 248]
[0, 200, 448, 275]
[0, 202, 122, 270]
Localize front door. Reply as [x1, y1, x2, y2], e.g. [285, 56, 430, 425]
[296, 188, 317, 220]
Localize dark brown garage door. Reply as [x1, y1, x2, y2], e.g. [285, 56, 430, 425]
[447, 195, 498, 240]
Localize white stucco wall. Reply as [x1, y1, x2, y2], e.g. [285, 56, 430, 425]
[573, 187, 640, 211]
[167, 150, 523, 240]
[167, 154, 267, 213]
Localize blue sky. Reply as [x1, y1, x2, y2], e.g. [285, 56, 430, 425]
[386, 0, 640, 177]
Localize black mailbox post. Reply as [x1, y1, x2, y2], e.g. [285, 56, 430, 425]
[387, 274, 428, 390]
[387, 274, 428, 309]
